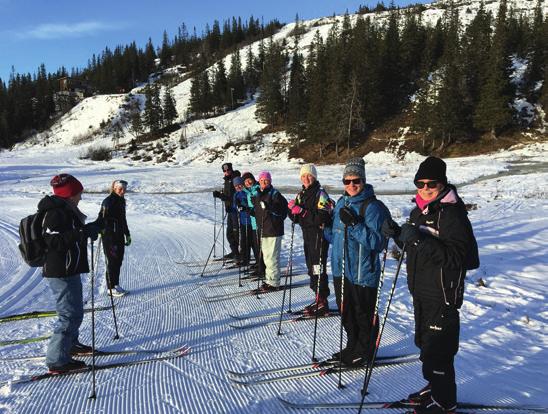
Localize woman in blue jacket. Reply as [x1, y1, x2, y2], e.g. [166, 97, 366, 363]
[325, 158, 389, 366]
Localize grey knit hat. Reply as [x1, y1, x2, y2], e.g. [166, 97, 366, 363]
[343, 157, 366, 181]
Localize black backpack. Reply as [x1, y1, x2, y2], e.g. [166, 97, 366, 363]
[19, 211, 47, 267]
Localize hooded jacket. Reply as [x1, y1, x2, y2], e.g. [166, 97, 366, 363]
[98, 192, 130, 243]
[38, 195, 89, 277]
[252, 185, 288, 237]
[325, 184, 388, 287]
[405, 185, 479, 307]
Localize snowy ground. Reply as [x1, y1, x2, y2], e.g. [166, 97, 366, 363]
[0, 142, 547, 413]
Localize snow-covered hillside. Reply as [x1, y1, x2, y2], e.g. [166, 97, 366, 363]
[17, 0, 548, 168]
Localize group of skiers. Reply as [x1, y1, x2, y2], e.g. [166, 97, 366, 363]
[213, 156, 479, 414]
[34, 154, 478, 414]
[37, 175, 131, 373]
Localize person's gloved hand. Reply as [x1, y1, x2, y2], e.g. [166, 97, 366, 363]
[212, 190, 222, 199]
[249, 208, 256, 217]
[290, 205, 307, 217]
[339, 206, 363, 227]
[382, 218, 401, 239]
[399, 223, 422, 245]
[288, 199, 296, 210]
[83, 223, 100, 241]
[125, 234, 132, 246]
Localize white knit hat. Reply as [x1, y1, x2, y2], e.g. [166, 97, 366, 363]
[300, 164, 317, 179]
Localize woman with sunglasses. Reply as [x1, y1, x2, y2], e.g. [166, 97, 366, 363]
[97, 180, 131, 297]
[382, 156, 479, 414]
[324, 158, 389, 367]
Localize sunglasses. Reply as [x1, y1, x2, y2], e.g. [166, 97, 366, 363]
[342, 178, 362, 185]
[414, 180, 439, 189]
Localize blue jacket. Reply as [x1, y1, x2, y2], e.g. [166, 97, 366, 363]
[233, 190, 251, 226]
[324, 184, 388, 288]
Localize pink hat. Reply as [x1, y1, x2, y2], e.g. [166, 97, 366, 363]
[258, 171, 272, 182]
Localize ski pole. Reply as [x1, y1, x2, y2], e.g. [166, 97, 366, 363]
[200, 211, 225, 277]
[311, 229, 324, 362]
[358, 244, 406, 412]
[221, 202, 226, 266]
[337, 224, 348, 389]
[256, 203, 267, 299]
[88, 239, 97, 400]
[237, 208, 242, 287]
[102, 237, 120, 340]
[276, 221, 295, 336]
[213, 196, 217, 258]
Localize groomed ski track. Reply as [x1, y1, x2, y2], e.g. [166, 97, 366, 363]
[1, 150, 547, 412]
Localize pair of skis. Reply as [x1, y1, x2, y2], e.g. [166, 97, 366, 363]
[278, 398, 546, 412]
[202, 281, 308, 303]
[1, 345, 190, 387]
[228, 354, 419, 386]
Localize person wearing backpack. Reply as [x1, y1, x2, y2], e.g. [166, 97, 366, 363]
[287, 164, 334, 316]
[382, 156, 479, 414]
[97, 180, 131, 297]
[38, 174, 102, 373]
[324, 158, 389, 367]
[252, 171, 288, 291]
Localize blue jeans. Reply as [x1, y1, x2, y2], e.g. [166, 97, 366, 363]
[46, 274, 84, 368]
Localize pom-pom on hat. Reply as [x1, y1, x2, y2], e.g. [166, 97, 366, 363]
[343, 158, 366, 181]
[414, 156, 447, 185]
[50, 174, 84, 198]
[258, 171, 272, 182]
[300, 164, 317, 179]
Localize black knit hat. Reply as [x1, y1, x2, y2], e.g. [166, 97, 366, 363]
[241, 172, 255, 182]
[414, 156, 447, 184]
[222, 162, 233, 172]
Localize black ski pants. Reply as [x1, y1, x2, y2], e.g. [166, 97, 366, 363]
[340, 281, 378, 360]
[226, 212, 239, 256]
[102, 236, 125, 289]
[301, 227, 330, 299]
[239, 223, 253, 265]
[413, 296, 459, 409]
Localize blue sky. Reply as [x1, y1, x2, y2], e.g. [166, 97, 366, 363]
[0, 0, 427, 83]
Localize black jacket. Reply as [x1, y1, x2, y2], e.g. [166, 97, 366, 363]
[38, 195, 89, 278]
[253, 186, 288, 237]
[98, 192, 130, 243]
[222, 175, 235, 212]
[288, 180, 332, 229]
[405, 185, 479, 307]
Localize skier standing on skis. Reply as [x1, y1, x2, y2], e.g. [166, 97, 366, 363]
[40, 174, 103, 372]
[242, 172, 262, 275]
[97, 179, 131, 297]
[233, 176, 252, 266]
[324, 158, 389, 366]
[252, 171, 288, 291]
[287, 164, 334, 316]
[212, 163, 239, 260]
[382, 156, 479, 414]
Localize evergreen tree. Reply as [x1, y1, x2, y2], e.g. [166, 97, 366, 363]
[160, 30, 172, 68]
[163, 89, 178, 125]
[522, 0, 546, 97]
[228, 50, 245, 106]
[474, 0, 514, 137]
[286, 50, 307, 138]
[143, 85, 162, 132]
[255, 39, 287, 126]
[212, 60, 229, 113]
[244, 46, 259, 96]
[128, 110, 144, 138]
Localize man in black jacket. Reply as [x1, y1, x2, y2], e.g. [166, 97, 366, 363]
[40, 174, 102, 373]
[383, 157, 479, 414]
[212, 163, 239, 260]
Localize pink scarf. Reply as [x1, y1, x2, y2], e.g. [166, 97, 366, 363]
[415, 188, 458, 212]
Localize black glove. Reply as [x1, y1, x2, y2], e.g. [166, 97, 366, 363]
[249, 208, 256, 217]
[83, 223, 100, 241]
[399, 223, 422, 245]
[339, 206, 364, 227]
[382, 218, 401, 239]
[212, 190, 222, 199]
